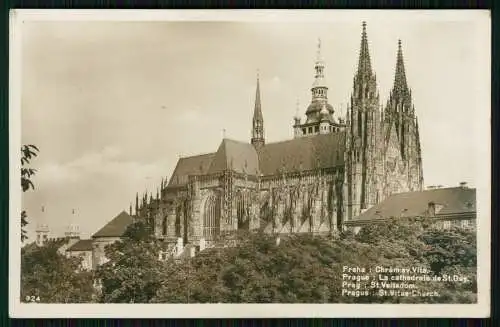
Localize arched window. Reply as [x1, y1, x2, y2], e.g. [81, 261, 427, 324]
[203, 193, 221, 240]
[236, 191, 249, 230]
[162, 216, 167, 235]
[175, 204, 182, 237]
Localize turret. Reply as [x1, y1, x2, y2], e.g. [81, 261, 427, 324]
[65, 209, 81, 239]
[319, 103, 330, 134]
[293, 99, 302, 138]
[311, 38, 328, 101]
[293, 39, 345, 137]
[304, 38, 334, 124]
[35, 206, 50, 246]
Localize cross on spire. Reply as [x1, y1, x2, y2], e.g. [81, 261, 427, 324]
[295, 98, 301, 118]
[316, 38, 322, 61]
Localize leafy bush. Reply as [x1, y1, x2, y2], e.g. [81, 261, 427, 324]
[21, 218, 477, 304]
[21, 240, 95, 303]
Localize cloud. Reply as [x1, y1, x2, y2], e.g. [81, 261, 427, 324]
[36, 145, 168, 188]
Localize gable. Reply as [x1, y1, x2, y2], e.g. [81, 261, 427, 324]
[208, 139, 259, 175]
[168, 153, 216, 187]
[92, 211, 134, 238]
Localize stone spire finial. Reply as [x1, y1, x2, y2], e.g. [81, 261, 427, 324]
[313, 38, 326, 82]
[316, 38, 322, 61]
[251, 72, 265, 147]
[253, 72, 262, 121]
[393, 39, 409, 96]
[357, 21, 372, 78]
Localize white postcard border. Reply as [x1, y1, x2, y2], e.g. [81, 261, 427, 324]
[9, 9, 491, 318]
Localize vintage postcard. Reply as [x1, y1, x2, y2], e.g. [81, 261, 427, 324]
[9, 10, 490, 318]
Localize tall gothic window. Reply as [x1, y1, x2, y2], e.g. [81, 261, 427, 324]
[175, 204, 182, 237]
[162, 216, 167, 235]
[203, 193, 221, 240]
[236, 191, 249, 230]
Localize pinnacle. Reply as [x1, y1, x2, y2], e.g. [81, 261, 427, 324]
[357, 21, 372, 78]
[316, 37, 324, 63]
[253, 74, 263, 121]
[393, 39, 409, 95]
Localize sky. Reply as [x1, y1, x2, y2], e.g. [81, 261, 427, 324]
[16, 11, 490, 241]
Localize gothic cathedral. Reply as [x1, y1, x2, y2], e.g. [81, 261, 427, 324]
[134, 22, 424, 248]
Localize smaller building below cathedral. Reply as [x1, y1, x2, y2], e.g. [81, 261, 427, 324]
[344, 184, 476, 233]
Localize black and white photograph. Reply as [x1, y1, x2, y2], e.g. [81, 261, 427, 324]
[10, 10, 490, 318]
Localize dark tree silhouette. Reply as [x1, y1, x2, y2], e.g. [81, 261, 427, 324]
[21, 144, 39, 242]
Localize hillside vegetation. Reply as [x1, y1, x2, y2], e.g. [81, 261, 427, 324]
[21, 218, 477, 304]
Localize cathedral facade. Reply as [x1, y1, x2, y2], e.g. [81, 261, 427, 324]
[135, 22, 424, 248]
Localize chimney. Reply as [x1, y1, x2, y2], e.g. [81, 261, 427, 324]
[459, 181, 468, 189]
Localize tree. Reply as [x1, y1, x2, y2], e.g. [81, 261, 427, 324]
[21, 144, 39, 242]
[150, 220, 477, 304]
[419, 225, 476, 274]
[21, 240, 95, 303]
[353, 219, 477, 304]
[95, 221, 168, 303]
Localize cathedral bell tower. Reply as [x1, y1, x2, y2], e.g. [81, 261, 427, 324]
[251, 73, 265, 148]
[293, 39, 344, 138]
[343, 21, 383, 221]
[383, 39, 424, 193]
